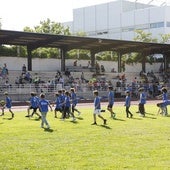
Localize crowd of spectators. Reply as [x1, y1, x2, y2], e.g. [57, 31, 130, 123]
[0, 62, 169, 100]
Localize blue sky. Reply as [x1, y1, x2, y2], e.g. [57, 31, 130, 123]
[0, 0, 168, 31]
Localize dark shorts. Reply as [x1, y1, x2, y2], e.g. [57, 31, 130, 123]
[107, 104, 113, 109]
[55, 108, 62, 112]
[30, 106, 38, 112]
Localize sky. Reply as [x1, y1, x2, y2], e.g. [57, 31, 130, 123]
[0, 0, 169, 31]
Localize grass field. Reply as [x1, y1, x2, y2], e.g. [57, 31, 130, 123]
[0, 102, 170, 170]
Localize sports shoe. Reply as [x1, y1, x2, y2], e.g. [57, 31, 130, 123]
[72, 117, 76, 121]
[91, 122, 97, 125]
[112, 113, 116, 119]
[47, 125, 50, 129]
[104, 119, 107, 125]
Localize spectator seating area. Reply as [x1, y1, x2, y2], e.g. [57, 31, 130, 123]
[0, 69, 169, 103]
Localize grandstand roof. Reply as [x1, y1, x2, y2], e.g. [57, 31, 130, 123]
[1, 29, 170, 54]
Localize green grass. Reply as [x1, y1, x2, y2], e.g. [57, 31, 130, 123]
[0, 104, 170, 170]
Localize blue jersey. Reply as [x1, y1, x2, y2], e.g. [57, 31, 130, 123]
[64, 96, 71, 107]
[125, 96, 131, 107]
[139, 92, 146, 104]
[162, 92, 168, 102]
[55, 97, 61, 109]
[71, 92, 78, 105]
[6, 96, 12, 108]
[39, 99, 50, 112]
[162, 92, 169, 105]
[60, 94, 66, 106]
[108, 91, 114, 105]
[94, 96, 101, 109]
[30, 96, 39, 108]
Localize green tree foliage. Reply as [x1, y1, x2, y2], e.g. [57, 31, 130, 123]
[134, 30, 157, 43]
[130, 30, 158, 64]
[24, 18, 71, 35]
[159, 33, 170, 43]
[23, 18, 71, 58]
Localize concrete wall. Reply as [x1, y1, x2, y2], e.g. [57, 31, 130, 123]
[0, 56, 161, 73]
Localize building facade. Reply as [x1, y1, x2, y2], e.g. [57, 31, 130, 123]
[64, 0, 170, 41]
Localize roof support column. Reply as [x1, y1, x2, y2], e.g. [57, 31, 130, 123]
[141, 52, 147, 72]
[163, 54, 167, 71]
[90, 50, 96, 68]
[163, 52, 170, 71]
[60, 48, 67, 72]
[117, 52, 122, 73]
[27, 47, 32, 71]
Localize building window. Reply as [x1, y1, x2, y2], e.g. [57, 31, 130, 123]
[166, 22, 170, 27]
[150, 22, 164, 29]
[135, 24, 149, 30]
[122, 27, 134, 32]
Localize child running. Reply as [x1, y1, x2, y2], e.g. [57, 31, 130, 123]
[156, 87, 169, 116]
[138, 87, 146, 117]
[107, 86, 116, 118]
[61, 91, 76, 121]
[124, 90, 133, 118]
[91, 90, 107, 125]
[70, 88, 81, 116]
[25, 92, 41, 119]
[39, 93, 52, 129]
[1, 92, 14, 119]
[54, 92, 62, 118]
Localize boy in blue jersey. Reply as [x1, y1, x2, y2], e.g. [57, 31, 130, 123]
[1, 92, 14, 118]
[107, 86, 116, 118]
[54, 92, 62, 118]
[92, 90, 107, 125]
[156, 87, 169, 116]
[70, 88, 81, 116]
[138, 87, 146, 117]
[39, 93, 52, 129]
[61, 91, 76, 121]
[124, 91, 133, 118]
[25, 92, 41, 119]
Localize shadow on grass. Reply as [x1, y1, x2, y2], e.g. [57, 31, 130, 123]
[131, 117, 143, 120]
[144, 116, 157, 119]
[76, 117, 84, 120]
[27, 118, 41, 121]
[70, 120, 79, 124]
[44, 128, 54, 133]
[145, 112, 155, 116]
[112, 118, 125, 121]
[100, 125, 112, 129]
[3, 117, 14, 120]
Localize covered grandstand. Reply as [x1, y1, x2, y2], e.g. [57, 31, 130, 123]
[0, 29, 170, 103]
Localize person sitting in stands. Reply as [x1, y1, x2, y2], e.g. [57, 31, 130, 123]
[65, 68, 71, 77]
[24, 72, 32, 83]
[22, 64, 27, 74]
[73, 60, 77, 66]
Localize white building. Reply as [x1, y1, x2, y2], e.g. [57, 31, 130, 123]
[63, 0, 170, 41]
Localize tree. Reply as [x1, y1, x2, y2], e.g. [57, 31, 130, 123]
[23, 18, 71, 58]
[159, 33, 170, 44]
[24, 18, 71, 35]
[134, 30, 157, 43]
